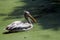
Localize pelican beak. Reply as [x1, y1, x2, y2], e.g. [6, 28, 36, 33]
[28, 14, 37, 23]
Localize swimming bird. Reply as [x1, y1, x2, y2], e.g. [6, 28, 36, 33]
[6, 10, 36, 32]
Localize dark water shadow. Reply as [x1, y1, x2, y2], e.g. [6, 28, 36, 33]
[36, 3, 60, 30]
[37, 13, 60, 30]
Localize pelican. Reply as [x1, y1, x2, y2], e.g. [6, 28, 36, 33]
[6, 10, 36, 32]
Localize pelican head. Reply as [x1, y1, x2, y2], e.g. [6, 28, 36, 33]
[24, 10, 36, 23]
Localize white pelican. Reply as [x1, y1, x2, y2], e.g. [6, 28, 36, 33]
[6, 10, 36, 32]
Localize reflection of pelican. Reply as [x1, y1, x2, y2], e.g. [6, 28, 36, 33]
[6, 10, 36, 32]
